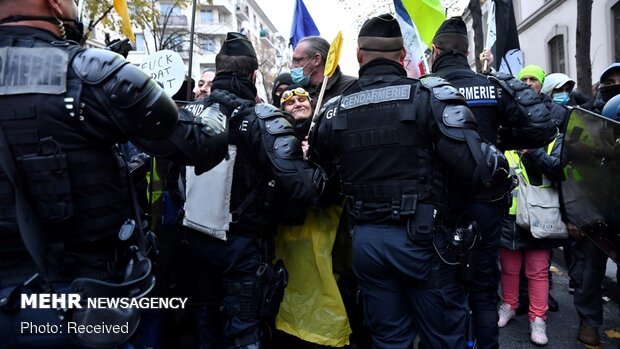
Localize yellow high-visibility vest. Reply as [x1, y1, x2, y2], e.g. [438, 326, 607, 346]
[505, 138, 557, 215]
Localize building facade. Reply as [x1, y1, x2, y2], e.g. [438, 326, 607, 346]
[462, 0, 618, 92]
[127, 0, 288, 101]
[514, 0, 619, 89]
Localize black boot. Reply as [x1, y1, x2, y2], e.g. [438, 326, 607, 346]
[547, 294, 559, 312]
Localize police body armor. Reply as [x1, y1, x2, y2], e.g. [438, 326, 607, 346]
[433, 64, 503, 145]
[328, 73, 509, 224]
[434, 66, 556, 150]
[331, 76, 454, 224]
[0, 34, 228, 273]
[0, 44, 133, 258]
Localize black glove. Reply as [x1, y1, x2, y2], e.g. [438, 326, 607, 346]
[208, 90, 241, 117]
[105, 38, 133, 58]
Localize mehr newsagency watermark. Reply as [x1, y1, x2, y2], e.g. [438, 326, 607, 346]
[19, 293, 187, 335]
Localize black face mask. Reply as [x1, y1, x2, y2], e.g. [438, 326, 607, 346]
[599, 84, 620, 103]
[0, 15, 85, 43]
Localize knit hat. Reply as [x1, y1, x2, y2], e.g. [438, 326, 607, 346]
[358, 13, 403, 52]
[541, 73, 575, 96]
[518, 65, 545, 84]
[273, 73, 293, 91]
[271, 73, 293, 108]
[433, 16, 468, 39]
[219, 32, 256, 58]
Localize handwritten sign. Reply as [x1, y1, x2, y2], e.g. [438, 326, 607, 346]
[140, 50, 185, 96]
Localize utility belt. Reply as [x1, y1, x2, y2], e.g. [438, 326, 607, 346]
[342, 181, 421, 219]
[345, 186, 480, 284]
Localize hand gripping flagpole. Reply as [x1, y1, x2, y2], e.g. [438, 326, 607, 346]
[483, 0, 496, 73]
[308, 31, 343, 136]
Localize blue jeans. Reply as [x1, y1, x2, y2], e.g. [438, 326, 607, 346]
[352, 224, 467, 349]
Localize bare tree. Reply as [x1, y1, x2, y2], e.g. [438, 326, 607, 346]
[576, 0, 593, 98]
[138, 0, 192, 53]
[81, 0, 163, 44]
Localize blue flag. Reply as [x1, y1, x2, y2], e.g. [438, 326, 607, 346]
[290, 0, 320, 48]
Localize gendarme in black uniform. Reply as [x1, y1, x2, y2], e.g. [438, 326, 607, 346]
[181, 32, 321, 349]
[0, 19, 228, 348]
[310, 14, 510, 349]
[431, 51, 555, 150]
[430, 17, 557, 349]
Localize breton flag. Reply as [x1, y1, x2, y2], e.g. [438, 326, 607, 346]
[486, 0, 523, 76]
[290, 0, 320, 48]
[394, 0, 445, 78]
[114, 0, 135, 42]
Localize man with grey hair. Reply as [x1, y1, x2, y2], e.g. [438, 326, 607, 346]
[290, 36, 355, 103]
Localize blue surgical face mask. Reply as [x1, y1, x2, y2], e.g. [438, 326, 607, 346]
[552, 91, 570, 105]
[291, 59, 314, 86]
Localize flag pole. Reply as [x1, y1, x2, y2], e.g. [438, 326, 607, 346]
[186, 0, 198, 101]
[308, 31, 343, 137]
[312, 76, 329, 121]
[483, 0, 496, 73]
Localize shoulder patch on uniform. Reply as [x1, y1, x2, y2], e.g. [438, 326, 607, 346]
[255, 103, 282, 119]
[340, 85, 411, 110]
[420, 76, 449, 89]
[0, 47, 68, 95]
[443, 104, 477, 129]
[265, 116, 294, 135]
[433, 84, 464, 102]
[72, 48, 126, 84]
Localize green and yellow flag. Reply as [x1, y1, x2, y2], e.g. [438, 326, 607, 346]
[401, 0, 445, 47]
[114, 0, 135, 42]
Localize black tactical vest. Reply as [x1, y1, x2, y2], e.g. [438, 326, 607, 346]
[0, 39, 132, 251]
[434, 67, 503, 145]
[331, 77, 446, 223]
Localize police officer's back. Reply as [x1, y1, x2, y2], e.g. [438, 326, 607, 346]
[181, 33, 322, 349]
[431, 17, 556, 150]
[310, 14, 510, 349]
[429, 17, 556, 349]
[0, 0, 228, 347]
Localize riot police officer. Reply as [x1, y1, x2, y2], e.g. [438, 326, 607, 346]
[181, 32, 322, 349]
[430, 17, 557, 349]
[0, 0, 229, 347]
[310, 14, 511, 349]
